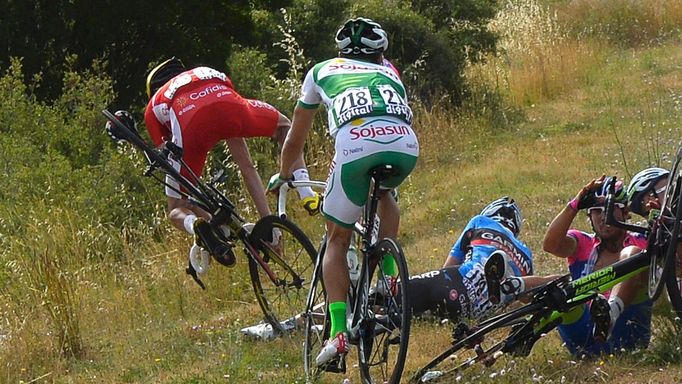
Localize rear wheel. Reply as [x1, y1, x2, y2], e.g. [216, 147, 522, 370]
[649, 159, 682, 301]
[248, 215, 317, 335]
[667, 271, 682, 319]
[356, 238, 411, 384]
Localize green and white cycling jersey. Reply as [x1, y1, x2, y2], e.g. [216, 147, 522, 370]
[298, 57, 413, 137]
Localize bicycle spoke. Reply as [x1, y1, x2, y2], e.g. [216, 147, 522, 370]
[248, 216, 317, 336]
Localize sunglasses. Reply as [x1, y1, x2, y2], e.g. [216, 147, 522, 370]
[587, 203, 625, 215]
[649, 185, 667, 197]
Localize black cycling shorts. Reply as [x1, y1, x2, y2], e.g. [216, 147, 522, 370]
[406, 266, 470, 322]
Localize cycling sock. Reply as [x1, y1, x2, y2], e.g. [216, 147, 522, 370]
[184, 214, 197, 235]
[381, 254, 398, 277]
[329, 301, 348, 337]
[608, 296, 624, 323]
[292, 168, 315, 199]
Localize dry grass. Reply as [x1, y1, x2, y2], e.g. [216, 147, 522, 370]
[2, 1, 682, 383]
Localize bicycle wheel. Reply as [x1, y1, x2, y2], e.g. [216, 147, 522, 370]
[303, 240, 330, 381]
[356, 238, 411, 384]
[415, 317, 532, 383]
[248, 215, 318, 335]
[649, 158, 682, 300]
[667, 270, 682, 319]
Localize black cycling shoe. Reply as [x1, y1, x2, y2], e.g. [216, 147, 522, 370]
[485, 251, 506, 305]
[590, 294, 611, 343]
[194, 218, 236, 267]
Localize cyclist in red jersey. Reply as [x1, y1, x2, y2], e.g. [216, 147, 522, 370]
[143, 57, 318, 265]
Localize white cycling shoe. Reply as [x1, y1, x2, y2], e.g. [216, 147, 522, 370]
[316, 332, 350, 366]
[240, 317, 296, 340]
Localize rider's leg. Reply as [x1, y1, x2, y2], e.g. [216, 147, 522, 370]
[593, 245, 648, 341]
[377, 189, 399, 276]
[315, 221, 353, 365]
[324, 221, 354, 338]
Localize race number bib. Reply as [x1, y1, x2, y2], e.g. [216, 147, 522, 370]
[377, 84, 413, 123]
[333, 87, 374, 126]
[192, 67, 228, 82]
[163, 67, 228, 99]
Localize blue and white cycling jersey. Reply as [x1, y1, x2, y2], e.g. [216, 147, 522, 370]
[448, 215, 534, 319]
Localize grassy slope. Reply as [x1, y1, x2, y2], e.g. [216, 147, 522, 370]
[7, 26, 682, 384]
[37, 42, 680, 384]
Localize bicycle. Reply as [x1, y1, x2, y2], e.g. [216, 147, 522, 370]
[286, 167, 411, 384]
[101, 109, 318, 336]
[411, 147, 682, 382]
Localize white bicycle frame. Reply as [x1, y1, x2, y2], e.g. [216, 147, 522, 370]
[277, 180, 370, 235]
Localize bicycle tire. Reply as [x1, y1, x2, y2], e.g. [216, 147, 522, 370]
[356, 238, 411, 384]
[303, 239, 329, 381]
[666, 270, 682, 319]
[410, 301, 542, 383]
[649, 162, 682, 300]
[248, 215, 318, 335]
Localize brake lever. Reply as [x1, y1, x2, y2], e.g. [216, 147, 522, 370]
[159, 141, 184, 161]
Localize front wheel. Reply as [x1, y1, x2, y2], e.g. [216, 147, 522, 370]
[666, 270, 682, 319]
[357, 238, 411, 384]
[247, 215, 317, 335]
[303, 238, 329, 382]
[649, 164, 682, 301]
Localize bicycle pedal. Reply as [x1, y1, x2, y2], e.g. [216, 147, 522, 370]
[320, 355, 346, 373]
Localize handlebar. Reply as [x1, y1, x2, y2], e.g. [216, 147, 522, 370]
[277, 180, 327, 219]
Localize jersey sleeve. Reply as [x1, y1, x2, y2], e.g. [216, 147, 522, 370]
[297, 67, 321, 109]
[448, 217, 477, 263]
[565, 229, 591, 265]
[143, 101, 168, 147]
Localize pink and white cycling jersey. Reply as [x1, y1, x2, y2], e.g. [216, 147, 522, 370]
[566, 229, 647, 297]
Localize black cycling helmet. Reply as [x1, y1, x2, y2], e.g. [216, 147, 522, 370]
[627, 167, 670, 217]
[480, 196, 522, 236]
[145, 57, 185, 98]
[335, 17, 388, 56]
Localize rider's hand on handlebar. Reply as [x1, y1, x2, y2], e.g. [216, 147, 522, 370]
[104, 110, 138, 143]
[267, 173, 290, 193]
[300, 193, 322, 216]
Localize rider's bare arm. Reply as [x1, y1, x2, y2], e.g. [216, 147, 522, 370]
[227, 137, 271, 218]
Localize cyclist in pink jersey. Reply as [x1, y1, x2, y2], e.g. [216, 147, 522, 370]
[141, 58, 318, 265]
[542, 176, 652, 356]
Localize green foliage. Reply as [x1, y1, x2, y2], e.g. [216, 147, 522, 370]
[0, 0, 259, 107]
[0, 58, 159, 227]
[345, 0, 499, 105]
[227, 48, 276, 100]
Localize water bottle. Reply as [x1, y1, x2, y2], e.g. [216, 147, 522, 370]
[347, 245, 360, 286]
[371, 215, 380, 244]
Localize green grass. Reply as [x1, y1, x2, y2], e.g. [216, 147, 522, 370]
[3, 1, 682, 383]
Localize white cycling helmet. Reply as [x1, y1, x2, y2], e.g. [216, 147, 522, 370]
[480, 196, 522, 236]
[335, 17, 388, 56]
[627, 167, 670, 216]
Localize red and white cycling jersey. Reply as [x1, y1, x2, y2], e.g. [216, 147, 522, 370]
[143, 67, 280, 197]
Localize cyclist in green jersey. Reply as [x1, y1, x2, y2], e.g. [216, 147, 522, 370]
[268, 17, 419, 365]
